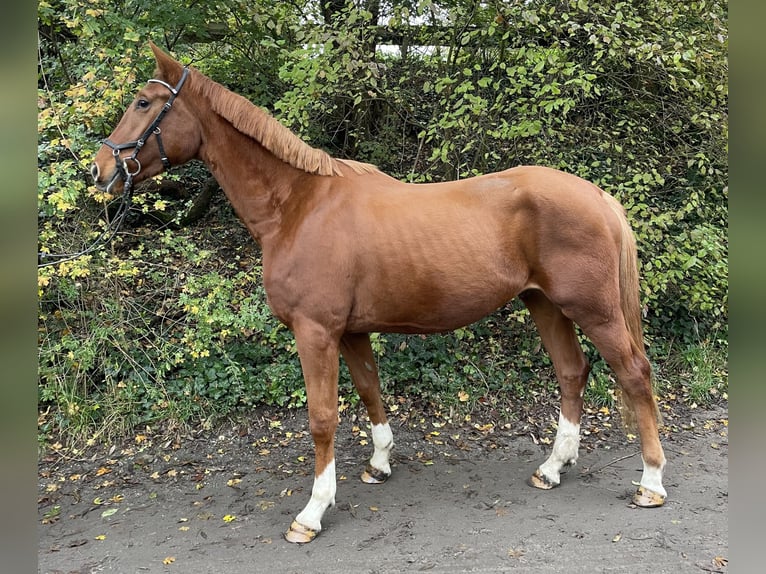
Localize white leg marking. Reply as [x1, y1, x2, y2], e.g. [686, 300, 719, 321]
[369, 423, 394, 475]
[295, 459, 336, 532]
[537, 413, 581, 486]
[639, 456, 667, 497]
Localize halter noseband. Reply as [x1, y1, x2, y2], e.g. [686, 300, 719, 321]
[103, 66, 190, 182]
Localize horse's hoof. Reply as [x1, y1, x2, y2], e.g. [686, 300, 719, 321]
[284, 520, 318, 544]
[527, 469, 557, 490]
[632, 486, 666, 508]
[361, 465, 390, 484]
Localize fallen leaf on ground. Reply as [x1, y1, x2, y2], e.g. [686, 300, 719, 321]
[713, 556, 727, 567]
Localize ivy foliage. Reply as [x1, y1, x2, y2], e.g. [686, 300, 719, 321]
[38, 0, 727, 444]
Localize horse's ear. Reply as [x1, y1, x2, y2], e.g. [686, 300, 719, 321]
[148, 41, 181, 76]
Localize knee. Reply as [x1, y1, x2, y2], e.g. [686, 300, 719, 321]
[309, 410, 338, 442]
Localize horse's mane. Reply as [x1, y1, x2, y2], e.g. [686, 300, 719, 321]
[194, 69, 379, 177]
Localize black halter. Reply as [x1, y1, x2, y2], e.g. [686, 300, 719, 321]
[103, 66, 190, 181]
[38, 67, 190, 268]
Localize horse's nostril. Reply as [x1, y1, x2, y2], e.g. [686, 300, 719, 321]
[91, 163, 99, 181]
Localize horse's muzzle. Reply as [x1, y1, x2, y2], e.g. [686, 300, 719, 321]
[91, 163, 123, 194]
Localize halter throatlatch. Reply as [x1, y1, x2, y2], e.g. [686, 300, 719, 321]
[38, 66, 190, 268]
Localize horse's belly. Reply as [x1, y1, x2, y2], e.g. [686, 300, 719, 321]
[347, 273, 521, 334]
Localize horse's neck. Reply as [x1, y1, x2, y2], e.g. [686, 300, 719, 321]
[198, 120, 304, 245]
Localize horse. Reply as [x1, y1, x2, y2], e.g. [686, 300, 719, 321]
[91, 42, 667, 544]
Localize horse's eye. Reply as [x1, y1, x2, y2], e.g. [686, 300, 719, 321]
[136, 99, 150, 110]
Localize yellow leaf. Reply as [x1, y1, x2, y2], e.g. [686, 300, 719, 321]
[163, 556, 176, 565]
[369, 506, 378, 512]
[96, 467, 112, 476]
[612, 533, 622, 543]
[178, 526, 190, 532]
[94, 534, 106, 540]
[458, 390, 469, 402]
[227, 478, 242, 487]
[223, 514, 236, 523]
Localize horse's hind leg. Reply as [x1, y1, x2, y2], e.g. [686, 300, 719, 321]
[520, 290, 590, 490]
[341, 333, 394, 484]
[576, 317, 667, 506]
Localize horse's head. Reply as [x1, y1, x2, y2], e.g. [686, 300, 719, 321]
[91, 42, 202, 195]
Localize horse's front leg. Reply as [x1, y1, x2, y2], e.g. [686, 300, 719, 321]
[284, 320, 341, 544]
[341, 333, 394, 484]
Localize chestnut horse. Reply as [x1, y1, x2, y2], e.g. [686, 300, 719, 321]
[92, 43, 666, 543]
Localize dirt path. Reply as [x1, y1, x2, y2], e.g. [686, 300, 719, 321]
[38, 403, 728, 573]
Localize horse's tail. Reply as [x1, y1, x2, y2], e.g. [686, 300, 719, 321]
[602, 192, 659, 432]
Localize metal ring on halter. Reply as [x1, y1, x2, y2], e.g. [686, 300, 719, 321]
[123, 157, 142, 176]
